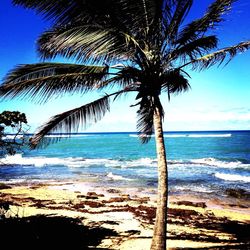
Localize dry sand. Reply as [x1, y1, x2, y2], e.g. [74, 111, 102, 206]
[0, 182, 249, 249]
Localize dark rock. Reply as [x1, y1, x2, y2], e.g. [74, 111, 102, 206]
[107, 197, 127, 203]
[87, 192, 98, 196]
[77, 194, 87, 199]
[225, 188, 250, 199]
[119, 194, 130, 199]
[107, 189, 121, 194]
[138, 197, 150, 203]
[85, 192, 104, 199]
[0, 183, 12, 190]
[73, 202, 85, 209]
[83, 201, 103, 208]
[174, 200, 207, 208]
[168, 208, 200, 217]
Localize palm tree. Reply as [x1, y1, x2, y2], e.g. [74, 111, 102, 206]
[1, 0, 250, 249]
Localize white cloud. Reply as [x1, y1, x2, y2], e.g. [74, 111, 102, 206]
[168, 110, 250, 122]
[164, 106, 250, 131]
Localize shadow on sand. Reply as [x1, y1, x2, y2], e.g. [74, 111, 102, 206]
[167, 208, 250, 249]
[0, 215, 117, 249]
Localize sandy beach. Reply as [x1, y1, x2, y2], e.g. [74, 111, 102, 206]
[0, 181, 249, 249]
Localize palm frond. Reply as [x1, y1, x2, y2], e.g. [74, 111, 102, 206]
[166, 0, 193, 42]
[0, 63, 109, 103]
[188, 40, 250, 70]
[13, 0, 153, 37]
[161, 70, 190, 99]
[136, 95, 164, 143]
[176, 0, 237, 45]
[98, 74, 134, 90]
[12, 0, 116, 25]
[29, 95, 110, 149]
[37, 24, 140, 64]
[114, 0, 161, 35]
[169, 35, 218, 63]
[115, 66, 141, 84]
[136, 98, 155, 144]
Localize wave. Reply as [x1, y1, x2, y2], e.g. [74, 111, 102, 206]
[172, 185, 213, 194]
[1, 154, 249, 170]
[44, 134, 90, 138]
[0, 154, 156, 168]
[107, 172, 132, 181]
[165, 134, 231, 138]
[2, 134, 91, 141]
[187, 158, 247, 168]
[168, 157, 250, 169]
[214, 173, 250, 183]
[129, 134, 232, 138]
[0, 154, 88, 168]
[2, 135, 25, 140]
[184, 134, 231, 138]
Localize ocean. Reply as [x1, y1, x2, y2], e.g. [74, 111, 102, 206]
[0, 131, 250, 198]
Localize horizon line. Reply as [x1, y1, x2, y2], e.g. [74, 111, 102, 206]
[15, 129, 250, 136]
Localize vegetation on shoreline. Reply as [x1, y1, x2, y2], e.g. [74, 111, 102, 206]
[0, 111, 28, 156]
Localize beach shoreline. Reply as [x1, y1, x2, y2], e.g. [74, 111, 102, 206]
[0, 181, 249, 249]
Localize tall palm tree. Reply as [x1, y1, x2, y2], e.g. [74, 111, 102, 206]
[1, 0, 250, 249]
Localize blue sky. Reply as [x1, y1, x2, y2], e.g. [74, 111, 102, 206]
[0, 0, 250, 133]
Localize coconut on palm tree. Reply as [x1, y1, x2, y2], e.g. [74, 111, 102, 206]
[1, 0, 250, 249]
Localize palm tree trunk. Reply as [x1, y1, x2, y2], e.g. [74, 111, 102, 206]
[150, 107, 168, 250]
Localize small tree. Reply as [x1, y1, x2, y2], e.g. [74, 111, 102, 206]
[0, 111, 28, 156]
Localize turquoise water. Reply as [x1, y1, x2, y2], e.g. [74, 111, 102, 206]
[0, 131, 250, 197]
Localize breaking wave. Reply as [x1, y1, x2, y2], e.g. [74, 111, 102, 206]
[107, 172, 132, 181]
[215, 173, 250, 183]
[0, 154, 156, 168]
[129, 133, 232, 138]
[1, 154, 249, 170]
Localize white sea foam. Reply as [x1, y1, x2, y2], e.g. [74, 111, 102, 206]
[164, 135, 189, 138]
[165, 133, 231, 138]
[167, 158, 245, 169]
[0, 154, 156, 169]
[44, 134, 90, 138]
[123, 158, 157, 168]
[215, 173, 250, 183]
[0, 154, 87, 167]
[189, 158, 245, 168]
[107, 172, 131, 181]
[129, 134, 138, 138]
[173, 185, 212, 193]
[186, 134, 231, 138]
[2, 178, 58, 185]
[192, 186, 213, 193]
[0, 154, 158, 168]
[50, 182, 93, 192]
[1, 154, 248, 171]
[130, 133, 232, 138]
[2, 135, 25, 140]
